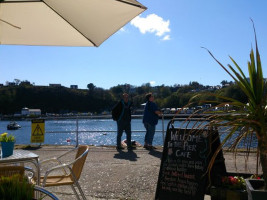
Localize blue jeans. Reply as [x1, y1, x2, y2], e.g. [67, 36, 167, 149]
[144, 122, 156, 145]
[117, 120, 131, 147]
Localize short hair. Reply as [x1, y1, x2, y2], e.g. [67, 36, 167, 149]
[145, 93, 152, 101]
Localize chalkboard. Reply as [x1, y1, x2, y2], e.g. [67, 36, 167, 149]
[155, 120, 226, 200]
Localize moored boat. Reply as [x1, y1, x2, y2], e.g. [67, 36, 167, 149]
[7, 121, 21, 130]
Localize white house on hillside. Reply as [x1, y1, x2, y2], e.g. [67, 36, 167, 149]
[21, 107, 41, 116]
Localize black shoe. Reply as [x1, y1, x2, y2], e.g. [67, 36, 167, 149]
[116, 146, 124, 150]
[145, 145, 156, 150]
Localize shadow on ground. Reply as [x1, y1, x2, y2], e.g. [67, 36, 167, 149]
[20, 145, 42, 150]
[113, 150, 140, 161]
[148, 150, 162, 159]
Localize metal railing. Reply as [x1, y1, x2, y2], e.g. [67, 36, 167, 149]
[45, 116, 166, 147]
[43, 114, 211, 147]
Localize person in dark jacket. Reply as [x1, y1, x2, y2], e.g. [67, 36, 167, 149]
[143, 93, 162, 150]
[113, 93, 133, 150]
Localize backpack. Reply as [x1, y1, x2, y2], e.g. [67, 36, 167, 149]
[111, 102, 121, 121]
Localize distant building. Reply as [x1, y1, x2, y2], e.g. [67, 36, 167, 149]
[49, 84, 61, 87]
[129, 87, 136, 93]
[21, 107, 41, 116]
[8, 82, 16, 86]
[14, 113, 22, 117]
[70, 85, 78, 89]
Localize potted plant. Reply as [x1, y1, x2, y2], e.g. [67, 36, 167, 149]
[0, 132, 15, 157]
[0, 174, 34, 200]
[187, 20, 267, 199]
[210, 175, 247, 200]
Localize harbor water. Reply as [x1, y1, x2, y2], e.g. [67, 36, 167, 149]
[0, 118, 169, 146]
[0, 118, 258, 148]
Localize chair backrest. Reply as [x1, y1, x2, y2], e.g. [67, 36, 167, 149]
[71, 145, 89, 181]
[0, 166, 25, 179]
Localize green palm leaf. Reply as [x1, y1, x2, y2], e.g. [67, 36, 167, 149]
[193, 20, 267, 189]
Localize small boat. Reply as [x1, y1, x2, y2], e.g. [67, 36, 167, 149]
[7, 121, 21, 130]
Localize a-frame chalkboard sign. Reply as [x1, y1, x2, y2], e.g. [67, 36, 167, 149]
[155, 119, 226, 200]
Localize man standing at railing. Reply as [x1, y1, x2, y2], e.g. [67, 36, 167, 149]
[112, 93, 133, 150]
[143, 93, 162, 150]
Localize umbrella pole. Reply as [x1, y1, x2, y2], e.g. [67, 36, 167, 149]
[161, 115, 165, 147]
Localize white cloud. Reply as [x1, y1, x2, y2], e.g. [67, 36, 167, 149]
[150, 81, 156, 86]
[162, 35, 171, 41]
[131, 14, 171, 40]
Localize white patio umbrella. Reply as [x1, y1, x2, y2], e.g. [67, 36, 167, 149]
[0, 0, 146, 46]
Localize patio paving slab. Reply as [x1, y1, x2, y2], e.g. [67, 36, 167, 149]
[24, 146, 259, 200]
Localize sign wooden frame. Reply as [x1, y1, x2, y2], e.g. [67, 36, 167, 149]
[155, 120, 226, 200]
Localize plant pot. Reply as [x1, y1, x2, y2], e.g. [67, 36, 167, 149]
[1, 141, 15, 158]
[0, 174, 34, 199]
[245, 179, 267, 200]
[210, 186, 248, 200]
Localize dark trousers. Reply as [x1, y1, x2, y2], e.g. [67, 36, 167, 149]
[117, 120, 131, 147]
[144, 122, 156, 145]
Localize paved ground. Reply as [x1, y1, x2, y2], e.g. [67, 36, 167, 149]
[21, 145, 260, 200]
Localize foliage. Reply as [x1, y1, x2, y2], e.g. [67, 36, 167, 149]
[0, 132, 15, 142]
[216, 85, 248, 104]
[221, 176, 246, 190]
[221, 175, 262, 190]
[0, 85, 115, 114]
[0, 78, 247, 115]
[0, 174, 34, 200]
[188, 20, 267, 189]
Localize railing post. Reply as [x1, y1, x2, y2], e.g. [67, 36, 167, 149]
[76, 117, 79, 147]
[161, 114, 165, 147]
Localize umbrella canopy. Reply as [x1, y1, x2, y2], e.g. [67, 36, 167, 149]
[0, 0, 146, 46]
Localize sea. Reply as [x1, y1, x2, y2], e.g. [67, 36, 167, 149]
[0, 118, 258, 148]
[0, 118, 170, 146]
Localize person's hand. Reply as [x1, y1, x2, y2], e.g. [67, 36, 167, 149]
[156, 111, 163, 117]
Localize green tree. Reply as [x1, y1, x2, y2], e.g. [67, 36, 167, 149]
[87, 83, 95, 91]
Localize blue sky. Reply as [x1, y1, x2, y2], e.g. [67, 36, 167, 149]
[1, 0, 267, 89]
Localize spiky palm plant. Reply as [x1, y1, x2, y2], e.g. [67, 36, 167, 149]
[188, 20, 267, 189]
